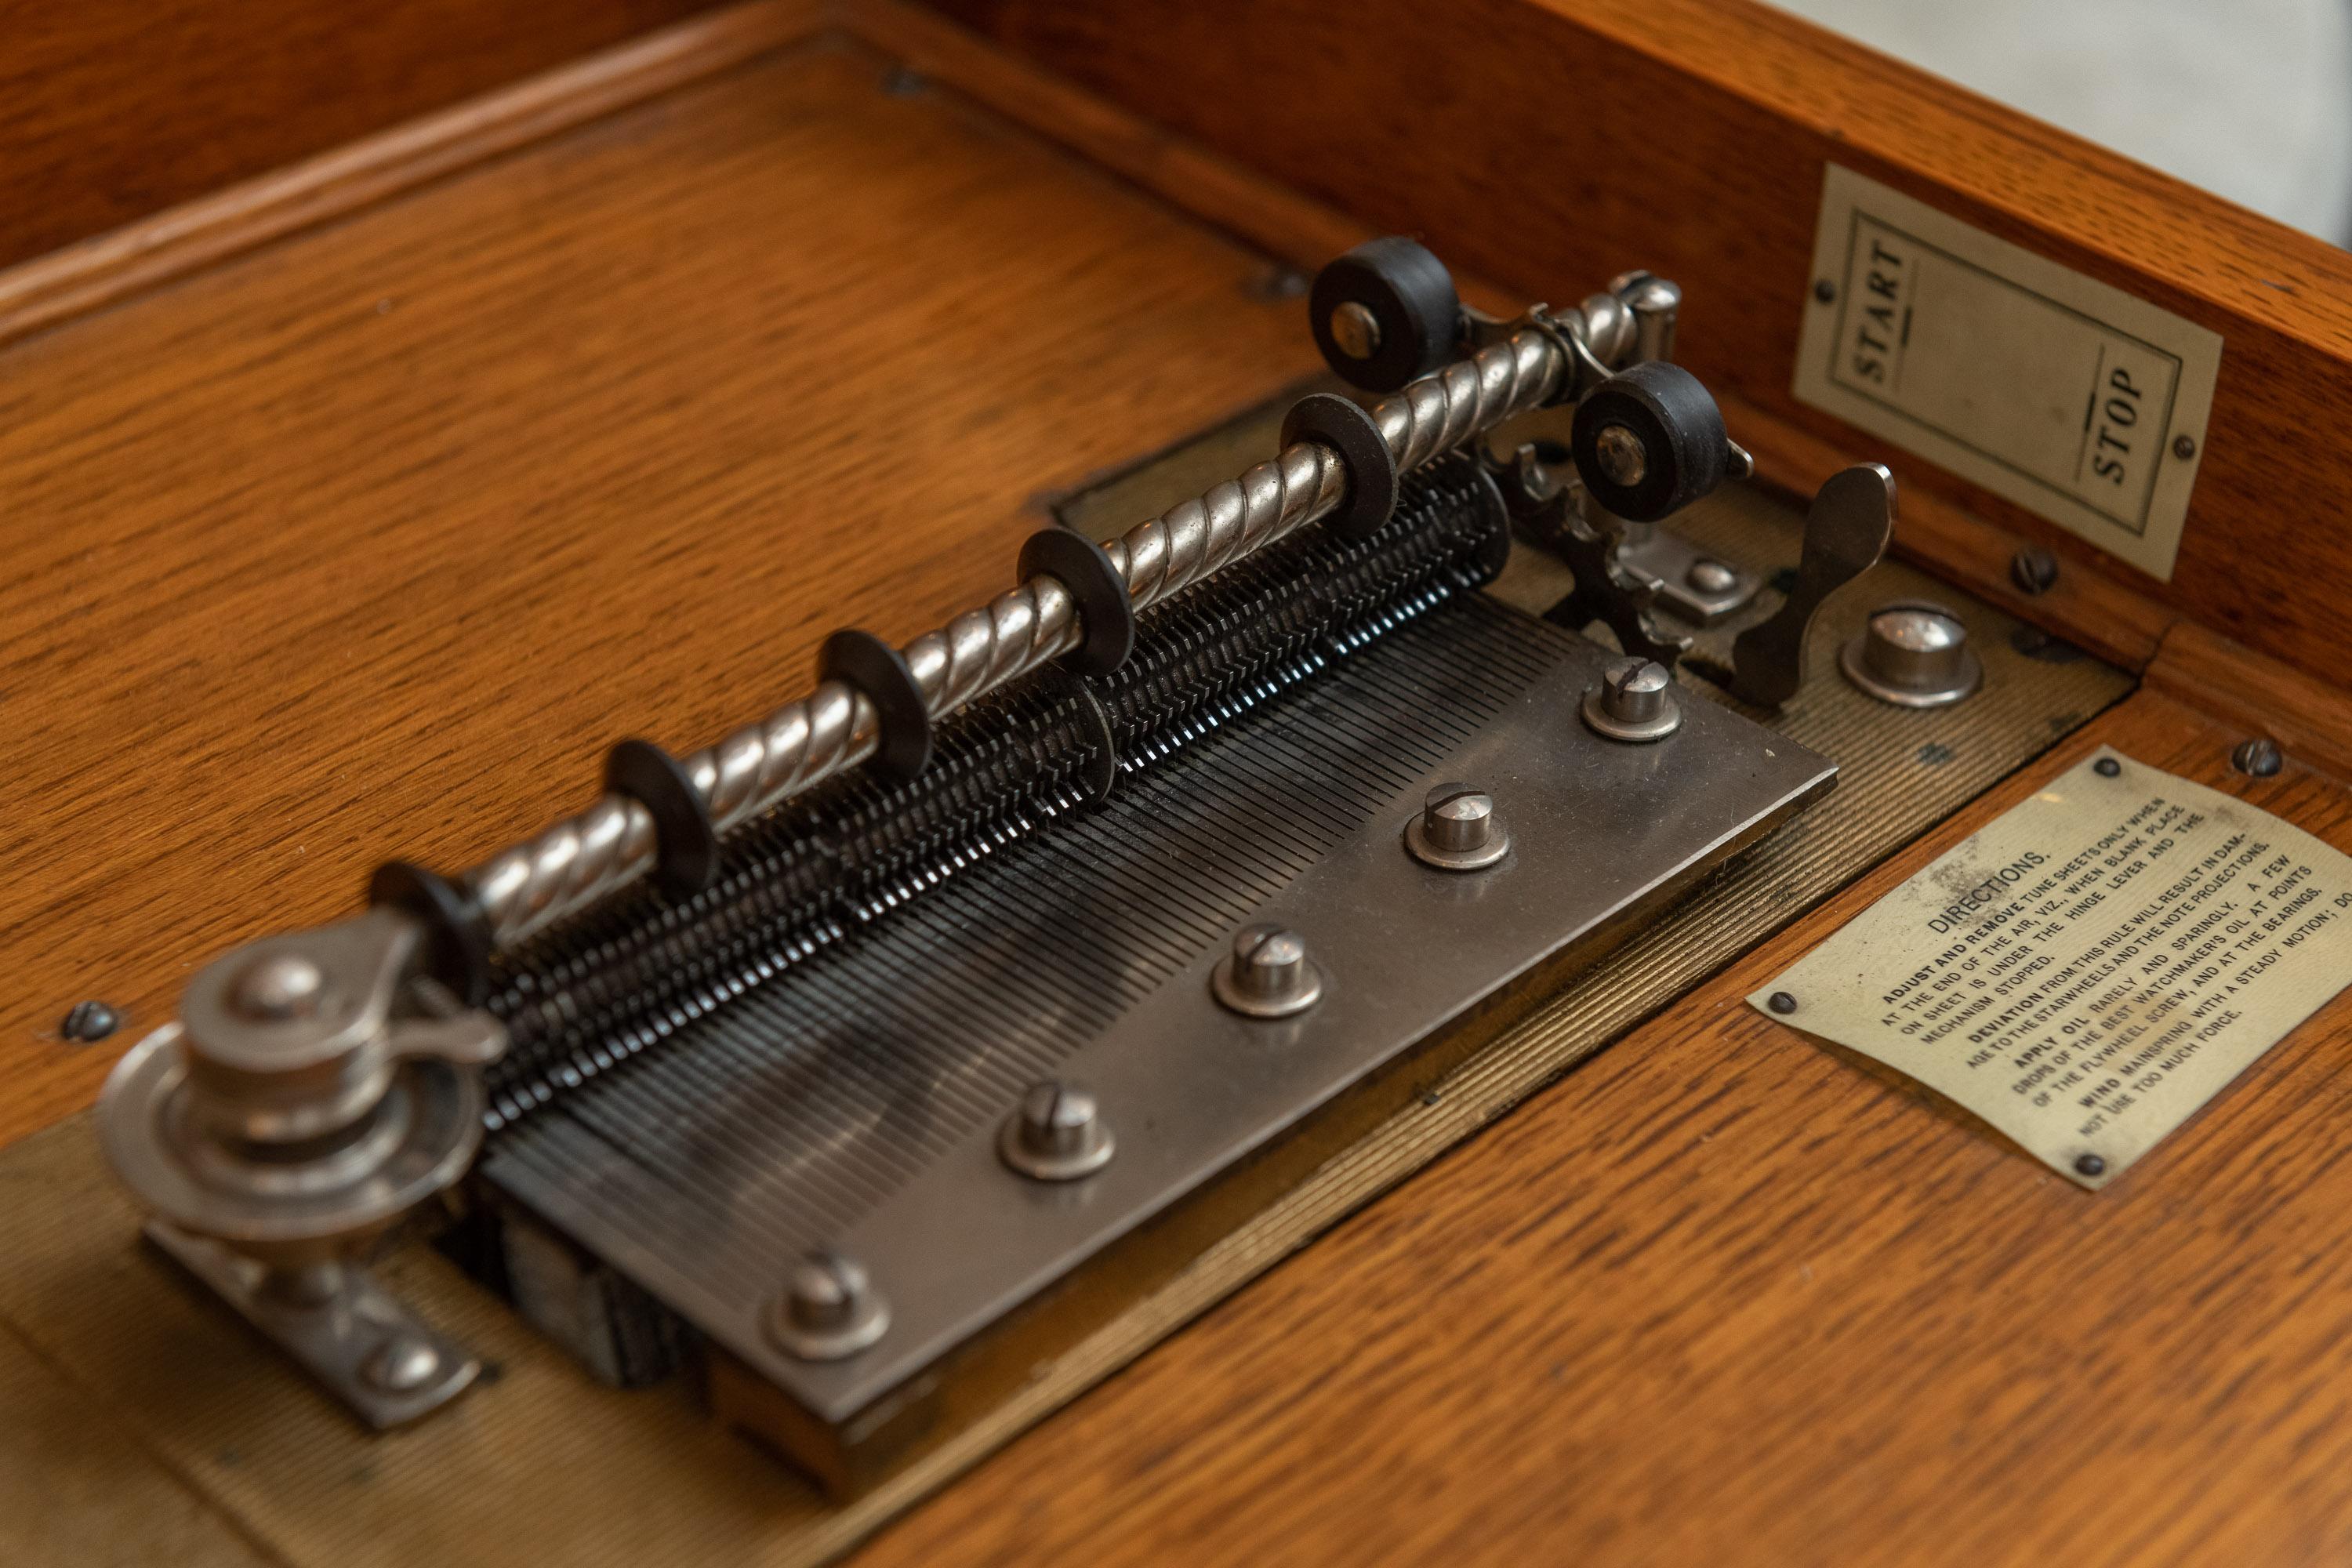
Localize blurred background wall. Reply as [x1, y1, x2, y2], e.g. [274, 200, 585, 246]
[1774, 0, 2352, 245]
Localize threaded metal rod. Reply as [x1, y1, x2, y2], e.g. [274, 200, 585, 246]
[466, 325, 1570, 948]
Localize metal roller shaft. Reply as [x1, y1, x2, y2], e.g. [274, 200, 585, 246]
[467, 325, 1570, 949]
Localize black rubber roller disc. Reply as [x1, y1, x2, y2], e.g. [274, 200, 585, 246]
[1308, 237, 1461, 394]
[1569, 361, 1731, 522]
[1280, 392, 1396, 541]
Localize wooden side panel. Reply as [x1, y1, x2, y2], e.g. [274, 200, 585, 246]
[0, 0, 720, 271]
[920, 0, 2352, 683]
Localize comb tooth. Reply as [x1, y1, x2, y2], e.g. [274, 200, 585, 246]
[485, 514, 1577, 1337]
[478, 454, 1511, 1123]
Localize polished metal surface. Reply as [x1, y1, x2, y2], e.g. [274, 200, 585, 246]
[144, 1221, 480, 1428]
[98, 908, 506, 1428]
[1839, 600, 1984, 707]
[1593, 423, 1648, 486]
[1403, 782, 1511, 871]
[1328, 300, 1383, 361]
[1211, 925, 1328, 1018]
[1728, 463, 1896, 708]
[1618, 522, 1761, 623]
[466, 320, 1582, 949]
[998, 1082, 1116, 1181]
[1582, 657, 1684, 742]
[495, 600, 1831, 1425]
[768, 1251, 890, 1362]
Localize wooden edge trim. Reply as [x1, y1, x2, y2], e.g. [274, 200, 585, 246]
[2145, 621, 2352, 784]
[841, 0, 1527, 318]
[0, 0, 830, 351]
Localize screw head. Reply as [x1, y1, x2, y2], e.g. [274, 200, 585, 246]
[1000, 1080, 1115, 1181]
[1768, 992, 1798, 1015]
[2232, 737, 2283, 778]
[230, 953, 326, 1022]
[2074, 1152, 2107, 1178]
[771, 1250, 889, 1360]
[1405, 782, 1510, 871]
[1592, 423, 1650, 488]
[1813, 278, 1838, 304]
[1583, 657, 1683, 742]
[1425, 784, 1493, 852]
[2094, 757, 2122, 778]
[60, 1000, 120, 1042]
[361, 1333, 442, 1394]
[2172, 434, 2197, 460]
[1212, 924, 1324, 1018]
[2009, 546, 2060, 596]
[1842, 601, 1983, 707]
[1328, 300, 1383, 361]
[1686, 557, 1739, 596]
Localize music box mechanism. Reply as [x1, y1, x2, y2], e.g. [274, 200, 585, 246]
[100, 238, 1907, 1492]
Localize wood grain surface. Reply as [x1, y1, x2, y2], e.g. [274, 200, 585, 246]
[926, 0, 2352, 689]
[0, 1, 826, 353]
[0, 0, 726, 274]
[0, 36, 1317, 1148]
[859, 689, 2352, 1567]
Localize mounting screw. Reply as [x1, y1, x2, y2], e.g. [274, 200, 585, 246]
[2094, 757, 2122, 778]
[361, 1334, 443, 1394]
[2074, 1152, 2107, 1178]
[1582, 657, 1684, 742]
[1212, 924, 1325, 1018]
[1404, 782, 1510, 871]
[60, 1000, 121, 1043]
[769, 1250, 889, 1361]
[1813, 279, 1838, 304]
[2009, 546, 2060, 597]
[1327, 300, 1384, 361]
[999, 1081, 1116, 1181]
[1686, 557, 1739, 595]
[2232, 737, 2283, 778]
[1768, 992, 1798, 1015]
[1592, 423, 1649, 487]
[2172, 434, 2197, 460]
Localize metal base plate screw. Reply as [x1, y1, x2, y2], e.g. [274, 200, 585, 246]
[1582, 657, 1683, 742]
[769, 1250, 889, 1361]
[1211, 925, 1324, 1018]
[1404, 783, 1509, 871]
[999, 1081, 1115, 1181]
[2009, 546, 2059, 596]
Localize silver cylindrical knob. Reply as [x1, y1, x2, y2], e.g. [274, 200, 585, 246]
[998, 1080, 1116, 1180]
[1403, 782, 1510, 871]
[1840, 601, 1983, 707]
[1582, 656, 1684, 742]
[1211, 924, 1325, 1018]
[769, 1250, 889, 1360]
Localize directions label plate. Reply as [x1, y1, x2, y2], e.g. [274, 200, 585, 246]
[1754, 749, 2352, 1187]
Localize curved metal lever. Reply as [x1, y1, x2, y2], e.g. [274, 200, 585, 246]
[1728, 464, 1896, 708]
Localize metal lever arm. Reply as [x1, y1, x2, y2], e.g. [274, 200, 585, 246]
[1728, 464, 1896, 708]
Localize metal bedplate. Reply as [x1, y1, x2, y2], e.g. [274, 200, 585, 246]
[484, 592, 1831, 1425]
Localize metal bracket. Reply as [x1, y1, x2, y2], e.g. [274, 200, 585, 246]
[1616, 522, 1762, 624]
[146, 1221, 479, 1428]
